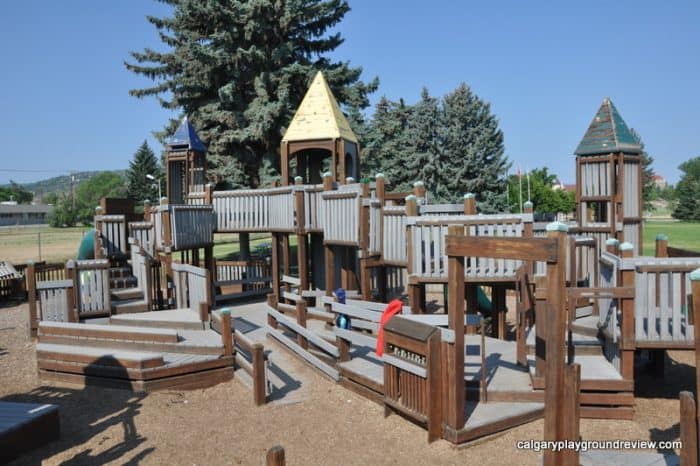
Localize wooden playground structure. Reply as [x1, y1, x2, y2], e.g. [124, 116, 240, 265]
[14, 77, 700, 462]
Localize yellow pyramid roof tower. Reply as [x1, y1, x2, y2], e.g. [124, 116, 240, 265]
[282, 71, 358, 144]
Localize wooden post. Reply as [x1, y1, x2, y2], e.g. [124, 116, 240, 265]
[266, 446, 285, 466]
[281, 235, 290, 277]
[337, 336, 350, 362]
[359, 179, 371, 300]
[143, 200, 151, 221]
[561, 363, 581, 466]
[64, 260, 78, 323]
[267, 294, 278, 329]
[294, 176, 308, 292]
[271, 233, 280, 300]
[492, 284, 507, 339]
[691, 269, 700, 409]
[523, 201, 534, 276]
[655, 234, 669, 258]
[375, 173, 387, 300]
[252, 343, 266, 406]
[280, 141, 289, 186]
[619, 242, 636, 381]
[296, 300, 307, 349]
[323, 172, 335, 295]
[543, 222, 567, 466]
[406, 195, 423, 313]
[26, 261, 37, 337]
[220, 309, 233, 356]
[204, 183, 213, 205]
[463, 192, 476, 215]
[605, 238, 619, 255]
[680, 391, 698, 466]
[446, 225, 465, 430]
[413, 181, 426, 203]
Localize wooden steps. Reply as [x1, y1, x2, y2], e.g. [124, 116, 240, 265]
[110, 310, 205, 330]
[111, 298, 150, 315]
[36, 318, 231, 393]
[111, 287, 143, 301]
[0, 402, 60, 464]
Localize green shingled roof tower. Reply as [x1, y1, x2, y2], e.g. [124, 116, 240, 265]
[575, 98, 643, 254]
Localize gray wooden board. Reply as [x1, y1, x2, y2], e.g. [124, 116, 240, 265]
[464, 336, 534, 392]
[579, 450, 678, 466]
[526, 353, 622, 381]
[337, 354, 384, 388]
[267, 327, 340, 381]
[463, 400, 543, 430]
[267, 307, 340, 358]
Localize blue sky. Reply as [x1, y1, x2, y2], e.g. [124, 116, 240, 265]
[1, 0, 698, 187]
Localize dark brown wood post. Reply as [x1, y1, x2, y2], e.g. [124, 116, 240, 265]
[220, 309, 233, 357]
[267, 293, 278, 329]
[375, 173, 387, 300]
[463, 192, 476, 215]
[252, 343, 266, 406]
[463, 194, 478, 333]
[271, 233, 280, 301]
[143, 200, 151, 221]
[294, 176, 308, 292]
[323, 172, 335, 295]
[280, 141, 289, 186]
[562, 363, 581, 466]
[446, 224, 465, 431]
[680, 391, 698, 466]
[26, 261, 37, 337]
[543, 222, 567, 466]
[204, 183, 213, 205]
[619, 242, 636, 381]
[266, 446, 285, 466]
[655, 234, 669, 258]
[523, 200, 534, 278]
[359, 179, 371, 300]
[605, 238, 619, 255]
[406, 195, 423, 313]
[337, 335, 350, 362]
[64, 260, 78, 323]
[413, 180, 426, 202]
[296, 299, 307, 349]
[691, 270, 700, 409]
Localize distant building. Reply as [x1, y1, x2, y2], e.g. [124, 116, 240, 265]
[652, 174, 666, 189]
[552, 179, 576, 192]
[0, 203, 53, 227]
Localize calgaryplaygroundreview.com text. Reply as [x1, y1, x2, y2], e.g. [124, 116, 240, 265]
[516, 439, 683, 452]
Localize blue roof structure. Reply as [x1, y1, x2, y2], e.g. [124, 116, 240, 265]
[167, 116, 207, 152]
[574, 98, 641, 156]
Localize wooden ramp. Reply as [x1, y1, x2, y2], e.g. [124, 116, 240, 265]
[443, 401, 544, 444]
[109, 309, 205, 330]
[0, 401, 60, 463]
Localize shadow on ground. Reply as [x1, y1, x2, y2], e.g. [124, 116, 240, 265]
[3, 356, 153, 465]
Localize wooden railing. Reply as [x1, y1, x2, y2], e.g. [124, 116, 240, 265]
[212, 187, 295, 232]
[26, 261, 67, 337]
[320, 190, 362, 245]
[150, 202, 215, 251]
[129, 239, 153, 311]
[95, 214, 128, 258]
[210, 310, 268, 405]
[172, 261, 211, 323]
[382, 206, 407, 265]
[66, 259, 111, 318]
[366, 198, 382, 256]
[214, 259, 272, 302]
[36, 279, 74, 323]
[407, 213, 532, 279]
[128, 222, 155, 257]
[302, 186, 324, 232]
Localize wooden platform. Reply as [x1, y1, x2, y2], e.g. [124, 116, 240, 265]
[109, 309, 205, 330]
[0, 401, 60, 463]
[36, 319, 232, 392]
[443, 400, 544, 444]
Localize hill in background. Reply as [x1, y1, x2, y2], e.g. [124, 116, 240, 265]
[8, 170, 125, 200]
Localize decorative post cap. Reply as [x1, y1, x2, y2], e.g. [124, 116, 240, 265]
[345, 177, 355, 183]
[605, 238, 620, 245]
[294, 176, 303, 183]
[95, 206, 102, 212]
[219, 308, 231, 315]
[463, 193, 475, 199]
[405, 194, 417, 202]
[690, 268, 700, 281]
[413, 181, 424, 187]
[322, 171, 332, 178]
[545, 221, 569, 232]
[619, 242, 634, 251]
[375, 173, 385, 179]
[655, 234, 668, 241]
[160, 196, 168, 202]
[360, 177, 370, 184]
[144, 200, 151, 205]
[523, 201, 533, 209]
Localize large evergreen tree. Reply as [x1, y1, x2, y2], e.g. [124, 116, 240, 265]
[127, 141, 161, 202]
[362, 84, 508, 208]
[126, 0, 378, 189]
[672, 156, 700, 221]
[630, 128, 655, 211]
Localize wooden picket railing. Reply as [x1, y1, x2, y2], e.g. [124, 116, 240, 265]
[172, 261, 211, 323]
[94, 214, 128, 258]
[149, 202, 215, 251]
[407, 213, 532, 280]
[214, 259, 272, 302]
[212, 187, 296, 232]
[320, 189, 362, 246]
[65, 259, 111, 319]
[36, 279, 75, 323]
[128, 221, 155, 257]
[382, 206, 407, 265]
[26, 261, 67, 337]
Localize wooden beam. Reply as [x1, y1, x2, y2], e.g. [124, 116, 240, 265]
[445, 235, 559, 263]
[446, 225, 465, 430]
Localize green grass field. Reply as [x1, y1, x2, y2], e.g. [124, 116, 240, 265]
[1, 221, 697, 264]
[642, 221, 700, 256]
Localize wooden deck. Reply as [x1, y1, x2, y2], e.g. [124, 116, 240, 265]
[0, 401, 60, 463]
[109, 309, 205, 330]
